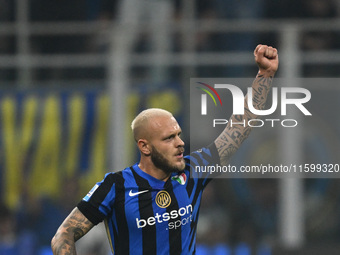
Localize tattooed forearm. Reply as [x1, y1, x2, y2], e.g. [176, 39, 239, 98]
[51, 207, 94, 255]
[251, 74, 273, 112]
[215, 74, 274, 163]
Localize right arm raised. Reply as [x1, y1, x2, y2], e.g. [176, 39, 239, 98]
[51, 207, 94, 255]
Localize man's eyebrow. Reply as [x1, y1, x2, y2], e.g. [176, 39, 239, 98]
[162, 130, 182, 139]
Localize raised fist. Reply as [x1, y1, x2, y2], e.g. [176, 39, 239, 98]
[254, 44, 279, 76]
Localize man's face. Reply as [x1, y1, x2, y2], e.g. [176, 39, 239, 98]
[148, 116, 185, 174]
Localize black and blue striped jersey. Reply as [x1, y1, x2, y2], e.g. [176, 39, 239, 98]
[77, 143, 220, 255]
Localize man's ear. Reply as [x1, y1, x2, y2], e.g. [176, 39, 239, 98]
[137, 139, 151, 156]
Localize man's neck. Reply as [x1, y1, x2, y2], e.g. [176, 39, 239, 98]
[138, 161, 170, 181]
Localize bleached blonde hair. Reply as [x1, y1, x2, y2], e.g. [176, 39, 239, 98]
[131, 108, 173, 142]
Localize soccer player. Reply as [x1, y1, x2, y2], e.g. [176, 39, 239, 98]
[51, 44, 278, 255]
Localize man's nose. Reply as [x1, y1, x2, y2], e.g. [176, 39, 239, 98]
[176, 136, 185, 147]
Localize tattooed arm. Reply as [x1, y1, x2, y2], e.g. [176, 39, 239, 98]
[215, 44, 279, 165]
[51, 207, 94, 255]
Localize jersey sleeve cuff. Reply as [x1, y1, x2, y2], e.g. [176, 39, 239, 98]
[207, 142, 221, 165]
[77, 200, 106, 225]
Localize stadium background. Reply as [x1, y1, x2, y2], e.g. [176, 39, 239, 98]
[0, 0, 340, 254]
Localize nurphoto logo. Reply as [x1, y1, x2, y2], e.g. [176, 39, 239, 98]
[195, 81, 312, 128]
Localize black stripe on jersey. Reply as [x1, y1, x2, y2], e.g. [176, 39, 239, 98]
[131, 167, 157, 255]
[113, 172, 130, 255]
[187, 153, 207, 252]
[165, 178, 182, 255]
[185, 160, 194, 198]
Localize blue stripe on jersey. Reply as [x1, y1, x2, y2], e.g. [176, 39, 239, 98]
[84, 172, 116, 216]
[99, 183, 115, 216]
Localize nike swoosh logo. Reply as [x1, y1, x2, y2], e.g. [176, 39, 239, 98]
[129, 189, 149, 197]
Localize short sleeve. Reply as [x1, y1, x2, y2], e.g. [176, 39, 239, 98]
[77, 172, 118, 225]
[185, 143, 221, 180]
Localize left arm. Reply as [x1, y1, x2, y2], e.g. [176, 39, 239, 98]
[215, 44, 279, 165]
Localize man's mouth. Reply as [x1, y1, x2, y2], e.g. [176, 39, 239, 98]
[175, 149, 184, 158]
